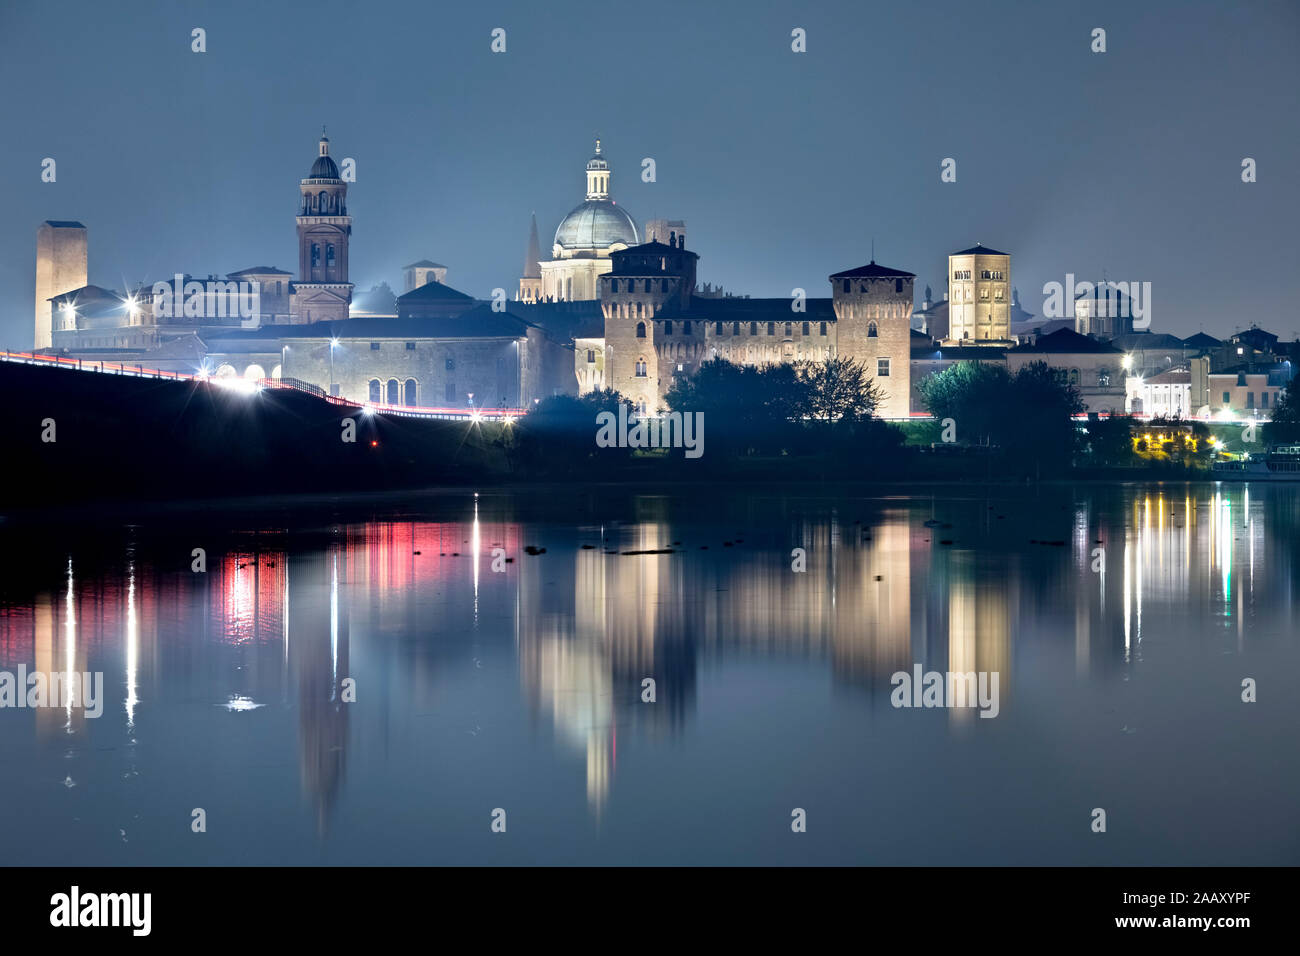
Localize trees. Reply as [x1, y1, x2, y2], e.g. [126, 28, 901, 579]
[511, 388, 635, 475]
[662, 355, 900, 462]
[916, 361, 1010, 446]
[916, 359, 1083, 474]
[1267, 379, 1300, 443]
[796, 355, 883, 422]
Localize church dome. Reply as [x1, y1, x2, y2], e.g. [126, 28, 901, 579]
[554, 200, 638, 251]
[310, 154, 340, 179]
[307, 134, 340, 180]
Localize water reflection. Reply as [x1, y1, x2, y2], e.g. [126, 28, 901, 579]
[0, 482, 1297, 864]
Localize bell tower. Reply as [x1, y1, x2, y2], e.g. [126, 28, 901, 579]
[291, 131, 353, 323]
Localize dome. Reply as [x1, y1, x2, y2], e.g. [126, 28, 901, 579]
[554, 200, 638, 251]
[310, 153, 340, 179]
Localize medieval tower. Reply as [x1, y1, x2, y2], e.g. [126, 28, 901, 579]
[829, 259, 915, 420]
[601, 237, 698, 415]
[34, 221, 88, 350]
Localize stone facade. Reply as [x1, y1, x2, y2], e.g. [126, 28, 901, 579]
[829, 261, 916, 420]
[600, 239, 696, 414]
[946, 244, 1011, 343]
[34, 221, 88, 351]
[292, 135, 352, 323]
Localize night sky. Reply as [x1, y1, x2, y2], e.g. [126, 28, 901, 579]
[0, 0, 1296, 347]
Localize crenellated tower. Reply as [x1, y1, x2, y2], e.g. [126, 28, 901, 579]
[829, 259, 915, 420]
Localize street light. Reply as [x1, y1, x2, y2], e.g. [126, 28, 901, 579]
[329, 337, 339, 397]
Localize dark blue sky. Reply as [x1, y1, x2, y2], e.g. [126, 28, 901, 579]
[1, 0, 1296, 346]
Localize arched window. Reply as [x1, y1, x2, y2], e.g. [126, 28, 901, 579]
[896, 279, 903, 293]
[767, 322, 775, 335]
[318, 190, 327, 211]
[565, 277, 573, 300]
[1068, 368, 1080, 386]
[664, 320, 673, 335]
[732, 322, 740, 335]
[868, 321, 878, 338]
[386, 378, 399, 404]
[369, 379, 381, 402]
[784, 322, 792, 337]
[635, 358, 647, 377]
[326, 244, 335, 267]
[749, 322, 757, 335]
[311, 243, 320, 267]
[802, 322, 810, 336]
[683, 321, 692, 335]
[404, 379, 417, 406]
[636, 321, 646, 338]
[820, 322, 827, 335]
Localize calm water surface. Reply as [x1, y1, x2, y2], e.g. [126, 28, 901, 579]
[0, 483, 1296, 865]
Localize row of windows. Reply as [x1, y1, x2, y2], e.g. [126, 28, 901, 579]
[369, 378, 419, 406]
[981, 270, 1005, 280]
[636, 320, 832, 338]
[839, 279, 907, 295]
[302, 191, 345, 215]
[610, 278, 670, 294]
[1050, 368, 1113, 387]
[309, 243, 337, 268]
[634, 355, 892, 378]
[1224, 391, 1272, 409]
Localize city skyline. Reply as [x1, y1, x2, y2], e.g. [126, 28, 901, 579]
[2, 0, 1298, 348]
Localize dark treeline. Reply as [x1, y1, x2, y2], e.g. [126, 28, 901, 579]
[508, 357, 906, 479]
[7, 357, 1296, 508]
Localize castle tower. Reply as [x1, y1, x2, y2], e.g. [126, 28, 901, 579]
[643, 219, 686, 249]
[829, 259, 915, 420]
[291, 132, 353, 324]
[601, 237, 698, 414]
[34, 221, 87, 350]
[518, 213, 542, 303]
[946, 243, 1011, 343]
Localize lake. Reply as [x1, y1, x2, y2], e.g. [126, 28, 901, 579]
[0, 482, 1296, 865]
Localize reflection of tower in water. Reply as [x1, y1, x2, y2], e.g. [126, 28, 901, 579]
[946, 550, 1011, 723]
[516, 522, 697, 811]
[828, 513, 913, 686]
[290, 549, 350, 833]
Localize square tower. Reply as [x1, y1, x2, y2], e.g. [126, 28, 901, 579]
[829, 259, 915, 420]
[34, 221, 87, 350]
[601, 238, 698, 414]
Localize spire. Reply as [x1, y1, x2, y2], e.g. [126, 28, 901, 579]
[523, 213, 541, 279]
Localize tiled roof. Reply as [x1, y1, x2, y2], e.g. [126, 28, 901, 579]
[1010, 327, 1121, 354]
[829, 260, 915, 280]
